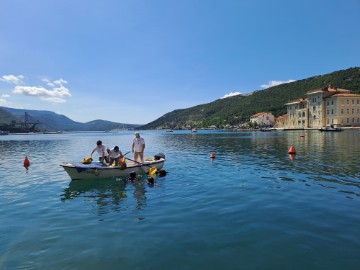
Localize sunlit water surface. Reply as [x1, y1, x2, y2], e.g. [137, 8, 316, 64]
[0, 130, 359, 270]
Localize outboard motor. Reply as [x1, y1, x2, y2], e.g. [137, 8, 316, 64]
[154, 153, 165, 160]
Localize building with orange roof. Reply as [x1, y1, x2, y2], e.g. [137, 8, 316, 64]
[250, 112, 275, 127]
[274, 114, 288, 128]
[284, 86, 360, 128]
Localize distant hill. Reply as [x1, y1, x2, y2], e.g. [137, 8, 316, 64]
[141, 67, 360, 129]
[0, 107, 140, 132]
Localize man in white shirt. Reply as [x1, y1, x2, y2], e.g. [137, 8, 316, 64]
[108, 146, 123, 166]
[132, 132, 145, 163]
[91, 140, 109, 163]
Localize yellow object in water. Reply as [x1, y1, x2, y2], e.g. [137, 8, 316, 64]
[149, 167, 157, 175]
[82, 157, 93, 164]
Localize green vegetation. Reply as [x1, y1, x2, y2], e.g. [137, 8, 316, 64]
[141, 67, 360, 129]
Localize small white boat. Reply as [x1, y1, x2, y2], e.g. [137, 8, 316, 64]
[191, 128, 197, 133]
[319, 125, 343, 132]
[260, 127, 273, 132]
[61, 156, 165, 180]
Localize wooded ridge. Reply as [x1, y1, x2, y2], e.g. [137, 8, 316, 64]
[141, 67, 360, 129]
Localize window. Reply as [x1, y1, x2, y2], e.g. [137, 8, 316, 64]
[341, 109, 344, 114]
[331, 109, 334, 114]
[331, 100, 334, 105]
[347, 109, 350, 114]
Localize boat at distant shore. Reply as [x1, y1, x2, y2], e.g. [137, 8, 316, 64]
[260, 127, 273, 132]
[319, 125, 343, 132]
[43, 131, 64, 134]
[0, 130, 9, 135]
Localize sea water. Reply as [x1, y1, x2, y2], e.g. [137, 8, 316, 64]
[0, 130, 359, 270]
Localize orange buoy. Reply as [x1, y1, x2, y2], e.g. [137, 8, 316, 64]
[24, 156, 30, 167]
[210, 152, 215, 159]
[288, 146, 296, 154]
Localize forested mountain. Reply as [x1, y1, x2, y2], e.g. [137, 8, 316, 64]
[0, 107, 140, 132]
[141, 67, 360, 129]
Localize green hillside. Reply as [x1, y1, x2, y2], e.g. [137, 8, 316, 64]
[0, 107, 19, 125]
[141, 67, 360, 129]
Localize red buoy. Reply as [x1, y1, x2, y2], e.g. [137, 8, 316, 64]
[288, 146, 296, 154]
[24, 156, 30, 168]
[210, 152, 215, 159]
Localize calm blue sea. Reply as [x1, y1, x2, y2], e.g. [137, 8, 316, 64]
[0, 130, 359, 270]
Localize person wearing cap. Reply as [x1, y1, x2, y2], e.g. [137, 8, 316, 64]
[91, 140, 109, 163]
[132, 132, 145, 163]
[108, 146, 123, 166]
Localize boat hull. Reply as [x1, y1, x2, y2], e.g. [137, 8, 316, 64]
[60, 159, 165, 180]
[319, 127, 343, 132]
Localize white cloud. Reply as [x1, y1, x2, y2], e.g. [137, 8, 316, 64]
[0, 75, 24, 85]
[221, 91, 241, 99]
[42, 78, 55, 87]
[53, 79, 67, 85]
[11, 77, 72, 103]
[261, 80, 296, 89]
[40, 97, 68, 103]
[1, 94, 10, 98]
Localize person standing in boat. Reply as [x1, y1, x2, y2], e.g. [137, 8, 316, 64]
[91, 140, 109, 163]
[132, 132, 145, 163]
[108, 146, 124, 166]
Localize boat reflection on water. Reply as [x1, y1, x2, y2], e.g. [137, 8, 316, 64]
[61, 175, 150, 212]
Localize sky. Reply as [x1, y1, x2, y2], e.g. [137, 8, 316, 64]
[0, 0, 359, 125]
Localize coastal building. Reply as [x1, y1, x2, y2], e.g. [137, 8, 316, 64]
[284, 86, 360, 128]
[285, 98, 308, 129]
[250, 112, 275, 127]
[274, 114, 288, 129]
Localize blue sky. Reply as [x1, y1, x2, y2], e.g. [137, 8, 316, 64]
[0, 0, 359, 125]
